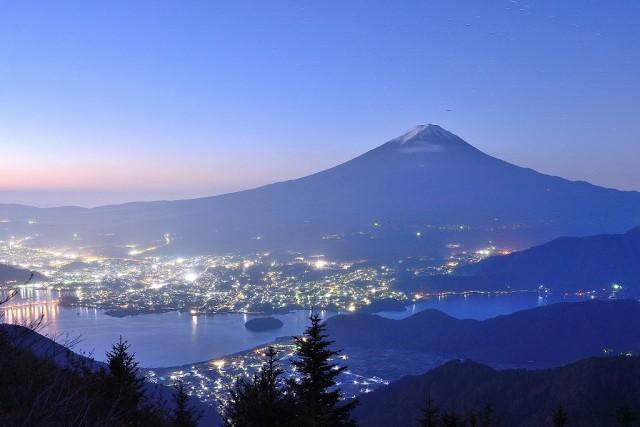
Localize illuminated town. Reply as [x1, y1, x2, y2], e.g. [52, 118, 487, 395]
[0, 232, 507, 317]
[146, 342, 385, 407]
[146, 341, 449, 408]
[0, 233, 503, 408]
[0, 232, 631, 414]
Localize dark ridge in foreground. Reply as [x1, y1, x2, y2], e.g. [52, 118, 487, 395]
[354, 356, 640, 427]
[0, 323, 219, 426]
[325, 299, 640, 365]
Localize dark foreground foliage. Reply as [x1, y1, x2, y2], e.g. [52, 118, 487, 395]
[220, 313, 358, 426]
[354, 356, 640, 427]
[0, 324, 202, 426]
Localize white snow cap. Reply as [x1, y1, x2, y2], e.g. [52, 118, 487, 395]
[397, 124, 449, 143]
[388, 124, 461, 153]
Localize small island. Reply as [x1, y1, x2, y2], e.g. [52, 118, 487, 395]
[245, 317, 284, 332]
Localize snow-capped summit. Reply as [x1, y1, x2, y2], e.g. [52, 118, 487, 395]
[384, 124, 475, 153]
[2, 124, 640, 262]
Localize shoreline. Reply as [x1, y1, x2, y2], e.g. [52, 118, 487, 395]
[58, 289, 542, 318]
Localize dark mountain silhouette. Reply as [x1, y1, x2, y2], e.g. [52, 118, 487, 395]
[354, 356, 640, 427]
[0, 263, 47, 284]
[325, 299, 640, 365]
[2, 125, 640, 259]
[401, 226, 640, 296]
[0, 323, 105, 369]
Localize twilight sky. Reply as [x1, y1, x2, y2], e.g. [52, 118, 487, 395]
[1, 1, 639, 207]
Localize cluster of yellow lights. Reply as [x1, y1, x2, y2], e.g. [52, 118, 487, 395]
[314, 260, 328, 269]
[184, 272, 198, 282]
[128, 245, 160, 256]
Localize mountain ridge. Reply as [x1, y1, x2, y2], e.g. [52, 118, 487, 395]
[2, 125, 640, 259]
[325, 299, 640, 365]
[354, 356, 640, 427]
[395, 227, 640, 296]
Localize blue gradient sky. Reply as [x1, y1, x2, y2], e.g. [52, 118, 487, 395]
[1, 1, 639, 207]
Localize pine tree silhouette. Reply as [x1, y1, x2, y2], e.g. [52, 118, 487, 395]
[419, 392, 440, 427]
[552, 404, 568, 427]
[172, 381, 203, 427]
[288, 312, 357, 426]
[105, 335, 147, 422]
[220, 346, 293, 426]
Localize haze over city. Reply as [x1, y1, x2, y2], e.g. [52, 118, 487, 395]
[1, 1, 640, 207]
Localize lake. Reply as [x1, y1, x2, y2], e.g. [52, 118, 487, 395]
[1, 288, 586, 368]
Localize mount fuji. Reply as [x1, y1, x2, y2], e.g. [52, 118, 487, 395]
[2, 125, 640, 260]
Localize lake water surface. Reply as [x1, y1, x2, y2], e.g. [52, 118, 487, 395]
[1, 289, 585, 368]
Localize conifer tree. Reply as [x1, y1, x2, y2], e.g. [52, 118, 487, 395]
[613, 403, 639, 427]
[105, 335, 147, 421]
[220, 346, 293, 426]
[479, 403, 499, 427]
[466, 407, 481, 427]
[288, 312, 357, 427]
[172, 381, 203, 427]
[552, 404, 568, 427]
[419, 393, 440, 427]
[440, 404, 464, 427]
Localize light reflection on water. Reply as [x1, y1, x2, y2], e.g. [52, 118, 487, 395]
[0, 288, 62, 324]
[1, 288, 586, 368]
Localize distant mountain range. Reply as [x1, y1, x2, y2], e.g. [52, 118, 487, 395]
[398, 226, 640, 296]
[2, 125, 640, 259]
[354, 356, 640, 427]
[325, 299, 640, 365]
